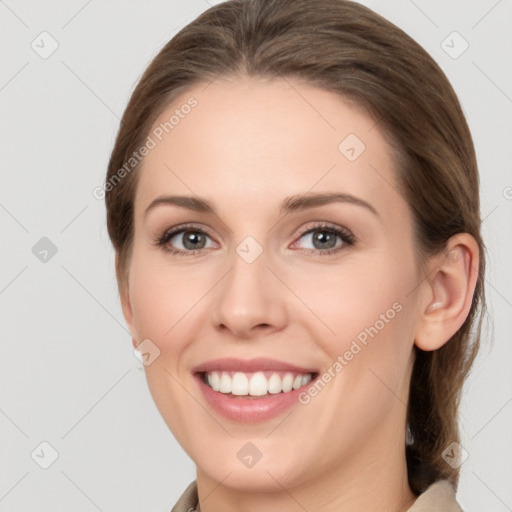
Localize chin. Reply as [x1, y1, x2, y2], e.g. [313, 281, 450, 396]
[198, 460, 304, 492]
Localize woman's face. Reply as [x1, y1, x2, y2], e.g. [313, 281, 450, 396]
[123, 76, 426, 491]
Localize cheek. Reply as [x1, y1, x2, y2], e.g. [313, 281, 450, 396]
[291, 256, 413, 346]
[128, 249, 209, 342]
[291, 253, 417, 407]
[127, 250, 205, 444]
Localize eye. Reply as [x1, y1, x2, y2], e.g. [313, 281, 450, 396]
[154, 224, 216, 255]
[291, 222, 355, 255]
[154, 222, 355, 257]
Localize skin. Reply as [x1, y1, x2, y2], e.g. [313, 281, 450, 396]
[120, 76, 479, 512]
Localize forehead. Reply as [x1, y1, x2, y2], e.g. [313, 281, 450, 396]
[134, 76, 404, 221]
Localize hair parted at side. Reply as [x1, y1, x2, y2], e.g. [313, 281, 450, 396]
[105, 0, 486, 494]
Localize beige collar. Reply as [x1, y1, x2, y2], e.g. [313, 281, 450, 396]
[407, 480, 462, 511]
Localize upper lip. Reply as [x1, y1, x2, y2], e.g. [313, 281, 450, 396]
[192, 357, 318, 374]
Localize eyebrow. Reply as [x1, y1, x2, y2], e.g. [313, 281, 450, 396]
[144, 192, 379, 218]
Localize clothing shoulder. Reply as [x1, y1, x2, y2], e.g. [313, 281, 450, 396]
[171, 480, 198, 512]
[407, 480, 463, 512]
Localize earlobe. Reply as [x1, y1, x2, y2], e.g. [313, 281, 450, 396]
[414, 234, 479, 351]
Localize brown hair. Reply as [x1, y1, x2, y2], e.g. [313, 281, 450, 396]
[105, 0, 486, 494]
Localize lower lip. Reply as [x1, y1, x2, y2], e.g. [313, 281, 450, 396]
[195, 373, 317, 423]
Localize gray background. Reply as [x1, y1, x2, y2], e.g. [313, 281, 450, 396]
[1, 0, 511, 510]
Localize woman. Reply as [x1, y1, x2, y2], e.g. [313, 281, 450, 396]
[104, 0, 485, 510]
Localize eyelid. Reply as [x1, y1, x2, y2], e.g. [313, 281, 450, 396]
[295, 221, 353, 239]
[157, 222, 216, 239]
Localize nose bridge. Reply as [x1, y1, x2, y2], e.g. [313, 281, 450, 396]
[212, 236, 287, 337]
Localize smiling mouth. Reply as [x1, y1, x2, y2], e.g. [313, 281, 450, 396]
[199, 370, 319, 398]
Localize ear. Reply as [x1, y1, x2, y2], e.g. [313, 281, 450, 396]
[117, 254, 138, 350]
[414, 233, 480, 351]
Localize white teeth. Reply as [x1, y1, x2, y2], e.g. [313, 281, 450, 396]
[301, 374, 311, 386]
[204, 371, 314, 396]
[249, 372, 268, 396]
[282, 373, 294, 392]
[231, 372, 249, 395]
[219, 372, 232, 393]
[207, 371, 220, 391]
[292, 375, 302, 390]
[268, 373, 282, 394]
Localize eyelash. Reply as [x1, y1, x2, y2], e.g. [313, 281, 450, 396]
[153, 222, 356, 257]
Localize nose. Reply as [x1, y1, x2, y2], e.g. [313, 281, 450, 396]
[211, 244, 288, 340]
